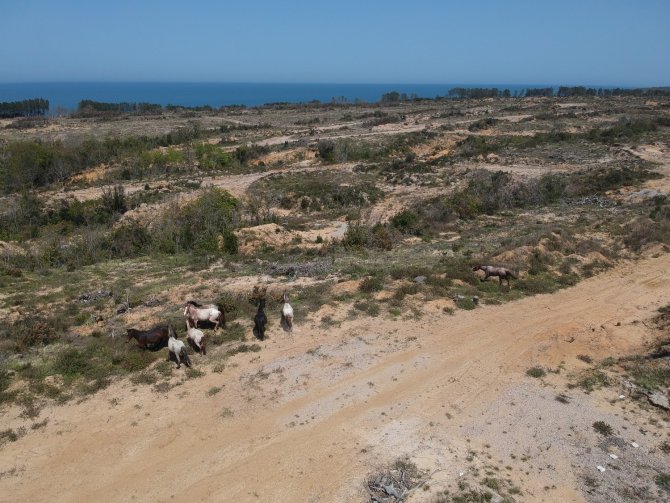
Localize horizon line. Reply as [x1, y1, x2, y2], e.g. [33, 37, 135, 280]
[1, 81, 665, 88]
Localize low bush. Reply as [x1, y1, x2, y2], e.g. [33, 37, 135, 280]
[526, 367, 546, 378]
[343, 223, 395, 251]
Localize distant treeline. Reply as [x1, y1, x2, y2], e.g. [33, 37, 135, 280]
[382, 86, 670, 102]
[557, 86, 670, 97]
[76, 99, 249, 116]
[0, 98, 49, 118]
[77, 99, 162, 114]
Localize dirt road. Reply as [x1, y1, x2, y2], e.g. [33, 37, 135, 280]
[1, 254, 668, 502]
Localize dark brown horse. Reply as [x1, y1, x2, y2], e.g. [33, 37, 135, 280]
[126, 325, 169, 350]
[472, 265, 516, 288]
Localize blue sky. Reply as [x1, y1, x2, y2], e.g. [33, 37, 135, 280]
[1, 0, 669, 85]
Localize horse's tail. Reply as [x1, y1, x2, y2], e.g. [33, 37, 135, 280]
[218, 308, 226, 328]
[181, 348, 192, 368]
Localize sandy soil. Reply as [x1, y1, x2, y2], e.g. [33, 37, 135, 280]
[1, 253, 668, 502]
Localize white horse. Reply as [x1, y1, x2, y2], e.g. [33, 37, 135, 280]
[167, 326, 191, 369]
[281, 292, 294, 332]
[185, 319, 207, 355]
[183, 301, 225, 331]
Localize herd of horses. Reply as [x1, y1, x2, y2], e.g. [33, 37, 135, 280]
[126, 294, 294, 368]
[126, 266, 513, 369]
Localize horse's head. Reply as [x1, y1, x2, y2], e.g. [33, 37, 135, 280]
[126, 329, 135, 343]
[283, 292, 289, 303]
[472, 265, 482, 272]
[259, 298, 266, 310]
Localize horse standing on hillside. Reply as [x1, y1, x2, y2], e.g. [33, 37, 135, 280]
[167, 326, 191, 369]
[185, 319, 207, 355]
[253, 298, 267, 341]
[280, 292, 294, 333]
[472, 265, 517, 288]
[183, 301, 225, 331]
[126, 325, 170, 350]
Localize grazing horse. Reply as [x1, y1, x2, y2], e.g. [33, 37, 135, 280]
[280, 292, 294, 333]
[472, 265, 516, 288]
[126, 325, 169, 350]
[183, 301, 225, 331]
[167, 326, 191, 369]
[253, 299, 267, 341]
[185, 320, 207, 355]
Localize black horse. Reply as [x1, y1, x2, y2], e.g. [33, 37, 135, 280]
[253, 299, 267, 341]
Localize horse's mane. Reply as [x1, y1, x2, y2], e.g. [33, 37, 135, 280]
[185, 300, 204, 307]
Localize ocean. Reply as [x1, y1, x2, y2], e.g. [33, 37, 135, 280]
[0, 82, 542, 113]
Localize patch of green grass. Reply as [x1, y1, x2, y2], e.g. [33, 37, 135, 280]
[207, 386, 222, 396]
[600, 357, 617, 367]
[526, 367, 546, 378]
[576, 369, 609, 392]
[455, 296, 477, 310]
[0, 427, 25, 445]
[225, 344, 261, 357]
[186, 368, 204, 379]
[210, 322, 246, 346]
[353, 300, 381, 317]
[482, 477, 501, 491]
[359, 274, 385, 293]
[393, 283, 421, 301]
[629, 363, 670, 391]
[131, 369, 159, 385]
[655, 473, 670, 493]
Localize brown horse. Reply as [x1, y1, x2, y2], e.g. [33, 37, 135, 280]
[472, 265, 516, 288]
[126, 325, 169, 350]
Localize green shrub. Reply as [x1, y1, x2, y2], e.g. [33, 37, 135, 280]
[111, 223, 151, 258]
[455, 296, 476, 310]
[360, 274, 385, 293]
[233, 144, 269, 164]
[195, 143, 234, 169]
[221, 229, 239, 255]
[577, 370, 609, 392]
[53, 348, 92, 379]
[153, 188, 239, 254]
[526, 367, 546, 378]
[391, 209, 420, 234]
[343, 222, 369, 249]
[592, 421, 613, 436]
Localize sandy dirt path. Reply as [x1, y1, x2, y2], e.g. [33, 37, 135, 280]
[1, 254, 668, 502]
